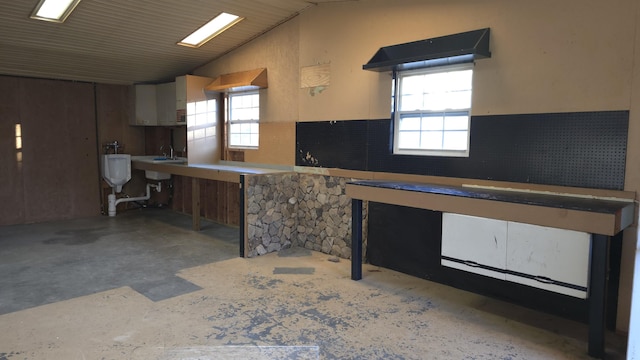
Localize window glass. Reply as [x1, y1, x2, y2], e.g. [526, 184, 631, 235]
[394, 64, 473, 157]
[228, 91, 259, 148]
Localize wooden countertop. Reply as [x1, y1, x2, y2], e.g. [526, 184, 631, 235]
[347, 180, 635, 236]
[131, 160, 292, 183]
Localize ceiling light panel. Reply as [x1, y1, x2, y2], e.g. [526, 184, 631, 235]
[30, 0, 82, 23]
[178, 12, 243, 48]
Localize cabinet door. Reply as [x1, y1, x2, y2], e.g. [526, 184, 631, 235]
[441, 213, 507, 280]
[175, 76, 186, 110]
[156, 82, 177, 126]
[134, 85, 157, 125]
[506, 222, 590, 298]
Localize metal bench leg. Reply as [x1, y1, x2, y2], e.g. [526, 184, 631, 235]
[588, 233, 609, 358]
[351, 199, 363, 280]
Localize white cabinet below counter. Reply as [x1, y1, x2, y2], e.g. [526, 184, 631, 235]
[441, 213, 590, 298]
[441, 214, 507, 280]
[506, 221, 590, 298]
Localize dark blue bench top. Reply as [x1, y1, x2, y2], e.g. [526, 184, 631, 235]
[347, 180, 633, 215]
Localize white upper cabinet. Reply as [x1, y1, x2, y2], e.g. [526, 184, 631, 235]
[156, 82, 178, 126]
[133, 84, 157, 126]
[132, 81, 182, 126]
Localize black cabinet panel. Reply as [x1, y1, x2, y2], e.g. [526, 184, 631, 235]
[367, 202, 442, 279]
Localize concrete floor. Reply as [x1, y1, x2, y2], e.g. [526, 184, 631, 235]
[0, 209, 627, 359]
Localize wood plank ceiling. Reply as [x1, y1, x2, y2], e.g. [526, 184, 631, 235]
[0, 0, 337, 85]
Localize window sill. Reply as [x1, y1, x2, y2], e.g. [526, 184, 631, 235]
[394, 148, 469, 157]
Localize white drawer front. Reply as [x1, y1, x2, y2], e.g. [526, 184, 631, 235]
[506, 221, 590, 298]
[441, 213, 507, 280]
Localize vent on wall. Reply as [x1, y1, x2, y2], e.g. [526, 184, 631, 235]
[363, 28, 491, 72]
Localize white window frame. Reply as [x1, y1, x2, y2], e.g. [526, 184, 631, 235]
[393, 63, 473, 157]
[227, 90, 259, 149]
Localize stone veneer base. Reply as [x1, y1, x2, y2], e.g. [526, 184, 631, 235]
[245, 173, 367, 259]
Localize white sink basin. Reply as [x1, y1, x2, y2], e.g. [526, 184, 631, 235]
[131, 156, 187, 180]
[131, 155, 187, 164]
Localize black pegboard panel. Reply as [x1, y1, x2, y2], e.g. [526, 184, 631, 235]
[467, 111, 628, 189]
[295, 120, 368, 170]
[295, 110, 628, 190]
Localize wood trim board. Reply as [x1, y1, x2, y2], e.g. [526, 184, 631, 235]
[346, 182, 634, 236]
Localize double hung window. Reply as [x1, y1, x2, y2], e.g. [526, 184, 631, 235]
[228, 91, 259, 148]
[393, 64, 473, 157]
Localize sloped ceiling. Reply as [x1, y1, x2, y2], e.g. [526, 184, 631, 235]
[0, 0, 335, 85]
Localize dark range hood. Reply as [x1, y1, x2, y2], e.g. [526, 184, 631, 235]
[363, 28, 491, 72]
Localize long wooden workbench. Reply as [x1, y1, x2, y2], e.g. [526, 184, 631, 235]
[131, 160, 291, 231]
[347, 180, 635, 359]
[129, 159, 637, 357]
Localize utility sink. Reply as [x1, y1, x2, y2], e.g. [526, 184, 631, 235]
[131, 156, 187, 180]
[131, 155, 187, 164]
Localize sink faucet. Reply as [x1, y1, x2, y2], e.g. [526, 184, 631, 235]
[160, 145, 174, 159]
[105, 140, 121, 154]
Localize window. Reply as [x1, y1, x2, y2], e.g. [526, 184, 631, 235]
[228, 91, 259, 148]
[15, 123, 22, 168]
[393, 64, 473, 157]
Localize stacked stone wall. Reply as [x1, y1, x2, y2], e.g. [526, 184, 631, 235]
[246, 173, 299, 257]
[245, 173, 367, 258]
[296, 175, 353, 258]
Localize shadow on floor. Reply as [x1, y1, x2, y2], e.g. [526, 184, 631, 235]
[0, 208, 239, 314]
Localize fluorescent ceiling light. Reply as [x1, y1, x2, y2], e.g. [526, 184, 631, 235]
[30, 0, 82, 23]
[178, 12, 243, 48]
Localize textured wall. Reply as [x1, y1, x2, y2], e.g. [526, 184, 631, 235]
[194, 17, 299, 165]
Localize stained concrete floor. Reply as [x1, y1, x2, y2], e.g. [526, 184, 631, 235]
[0, 208, 627, 359]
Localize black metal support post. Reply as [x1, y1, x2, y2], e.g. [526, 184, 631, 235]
[351, 199, 363, 280]
[239, 175, 245, 258]
[588, 233, 609, 358]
